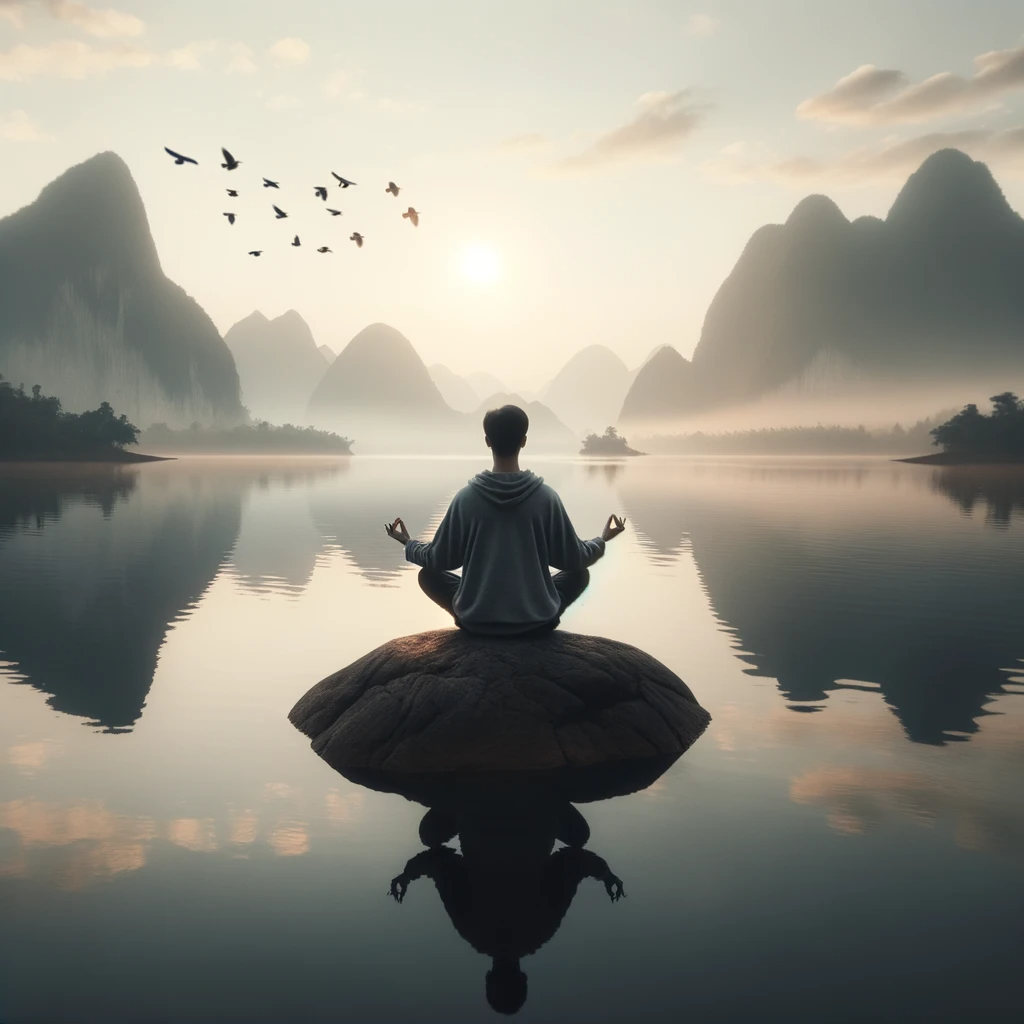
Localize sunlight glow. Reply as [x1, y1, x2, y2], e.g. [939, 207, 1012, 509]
[459, 244, 501, 284]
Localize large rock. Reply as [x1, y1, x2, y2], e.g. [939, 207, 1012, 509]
[289, 630, 710, 773]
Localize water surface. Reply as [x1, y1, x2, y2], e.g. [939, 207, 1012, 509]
[1, 456, 1022, 1022]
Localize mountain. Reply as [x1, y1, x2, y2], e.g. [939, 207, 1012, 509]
[225, 309, 327, 424]
[0, 151, 243, 427]
[472, 393, 578, 453]
[620, 346, 696, 423]
[319, 344, 336, 364]
[621, 149, 1024, 426]
[540, 344, 632, 435]
[465, 371, 510, 402]
[428, 363, 480, 413]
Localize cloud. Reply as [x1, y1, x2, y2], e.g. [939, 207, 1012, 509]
[268, 36, 309, 67]
[548, 89, 709, 176]
[164, 39, 215, 71]
[46, 1, 144, 38]
[0, 1, 26, 28]
[686, 13, 719, 37]
[322, 69, 348, 97]
[706, 128, 1024, 186]
[799, 45, 1024, 126]
[225, 42, 256, 74]
[0, 108, 51, 141]
[0, 39, 155, 79]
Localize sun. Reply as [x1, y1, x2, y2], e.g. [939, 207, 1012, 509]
[460, 244, 501, 284]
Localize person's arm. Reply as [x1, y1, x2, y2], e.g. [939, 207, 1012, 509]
[546, 494, 615, 570]
[389, 847, 460, 903]
[387, 499, 466, 571]
[553, 848, 626, 902]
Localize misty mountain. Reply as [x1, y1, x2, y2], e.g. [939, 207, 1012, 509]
[619, 345, 696, 423]
[225, 309, 327, 424]
[0, 151, 243, 427]
[465, 371, 510, 402]
[621, 149, 1024, 426]
[472, 393, 579, 452]
[540, 344, 633, 434]
[319, 345, 336, 364]
[428, 363, 480, 413]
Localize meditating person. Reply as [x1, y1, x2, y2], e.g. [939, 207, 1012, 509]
[385, 403, 626, 635]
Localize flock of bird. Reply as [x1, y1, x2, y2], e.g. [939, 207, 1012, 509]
[163, 146, 421, 256]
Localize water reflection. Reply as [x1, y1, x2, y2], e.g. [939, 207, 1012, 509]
[930, 465, 1024, 526]
[620, 460, 1024, 744]
[344, 758, 676, 1016]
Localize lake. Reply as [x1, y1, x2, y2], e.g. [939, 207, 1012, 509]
[1, 455, 1022, 1023]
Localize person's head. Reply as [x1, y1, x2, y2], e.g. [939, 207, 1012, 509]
[485, 957, 528, 1015]
[483, 405, 529, 458]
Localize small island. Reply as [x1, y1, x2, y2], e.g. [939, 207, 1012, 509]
[580, 425, 646, 457]
[900, 392, 1024, 465]
[0, 377, 165, 462]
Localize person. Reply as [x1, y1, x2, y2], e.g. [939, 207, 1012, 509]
[385, 404, 626, 635]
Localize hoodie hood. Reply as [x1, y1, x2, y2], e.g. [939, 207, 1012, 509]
[468, 469, 545, 507]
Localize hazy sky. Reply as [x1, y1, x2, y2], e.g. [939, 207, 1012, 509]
[1, 0, 1023, 387]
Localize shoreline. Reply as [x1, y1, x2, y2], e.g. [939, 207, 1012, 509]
[896, 452, 1024, 466]
[0, 449, 173, 464]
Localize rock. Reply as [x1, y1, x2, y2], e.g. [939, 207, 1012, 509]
[288, 630, 711, 773]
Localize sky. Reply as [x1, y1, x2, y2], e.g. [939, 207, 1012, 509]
[1, 0, 1024, 389]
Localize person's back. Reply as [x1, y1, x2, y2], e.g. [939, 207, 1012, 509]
[386, 404, 625, 635]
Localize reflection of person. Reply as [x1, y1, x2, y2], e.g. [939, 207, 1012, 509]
[385, 404, 626, 635]
[389, 802, 624, 1016]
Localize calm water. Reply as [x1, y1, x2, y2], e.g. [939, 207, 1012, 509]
[1, 456, 1022, 1023]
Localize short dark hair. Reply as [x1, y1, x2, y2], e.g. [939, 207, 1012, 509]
[483, 404, 529, 457]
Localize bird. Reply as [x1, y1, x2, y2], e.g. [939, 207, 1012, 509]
[272, 205, 288, 219]
[314, 186, 328, 200]
[385, 181, 401, 196]
[332, 172, 357, 188]
[326, 208, 343, 216]
[223, 212, 236, 225]
[402, 207, 420, 227]
[263, 177, 280, 188]
[291, 235, 301, 247]
[221, 147, 241, 170]
[248, 250, 262, 256]
[317, 246, 332, 253]
[226, 188, 239, 197]
[164, 146, 197, 166]
[349, 232, 364, 248]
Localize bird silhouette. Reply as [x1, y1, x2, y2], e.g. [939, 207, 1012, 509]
[386, 181, 401, 196]
[349, 232, 364, 248]
[223, 212, 236, 225]
[291, 235, 301, 247]
[226, 188, 239, 197]
[273, 205, 288, 219]
[221, 148, 241, 170]
[263, 178, 280, 188]
[248, 250, 262, 256]
[314, 186, 328, 200]
[317, 246, 332, 253]
[326, 208, 343, 216]
[164, 147, 197, 166]
[332, 172, 357, 188]
[402, 207, 420, 227]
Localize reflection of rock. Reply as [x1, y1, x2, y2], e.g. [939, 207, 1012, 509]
[289, 630, 710, 772]
[929, 466, 1024, 526]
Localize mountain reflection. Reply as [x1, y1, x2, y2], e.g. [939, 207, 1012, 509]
[620, 461, 1024, 744]
[930, 465, 1024, 526]
[344, 758, 675, 1016]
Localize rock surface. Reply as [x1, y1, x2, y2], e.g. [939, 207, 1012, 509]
[289, 630, 711, 773]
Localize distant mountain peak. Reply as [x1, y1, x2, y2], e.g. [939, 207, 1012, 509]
[785, 194, 848, 231]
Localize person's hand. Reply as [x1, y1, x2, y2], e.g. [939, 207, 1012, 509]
[601, 514, 627, 542]
[389, 875, 409, 903]
[604, 874, 626, 902]
[385, 517, 411, 544]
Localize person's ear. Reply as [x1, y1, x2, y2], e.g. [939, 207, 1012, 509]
[520, 435, 528, 450]
[485, 436, 492, 449]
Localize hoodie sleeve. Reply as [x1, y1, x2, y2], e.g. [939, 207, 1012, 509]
[405, 497, 466, 570]
[547, 493, 605, 570]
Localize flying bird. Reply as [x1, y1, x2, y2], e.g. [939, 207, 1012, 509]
[317, 246, 332, 253]
[332, 172, 357, 188]
[223, 212, 236, 225]
[385, 181, 401, 196]
[314, 186, 328, 200]
[272, 205, 288, 219]
[326, 208, 343, 216]
[263, 178, 280, 188]
[402, 207, 419, 227]
[248, 250, 262, 256]
[164, 147, 197, 166]
[349, 232, 364, 248]
[226, 189, 239, 197]
[221, 148, 241, 170]
[291, 235, 301, 247]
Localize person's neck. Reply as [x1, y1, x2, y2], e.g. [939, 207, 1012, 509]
[491, 455, 521, 473]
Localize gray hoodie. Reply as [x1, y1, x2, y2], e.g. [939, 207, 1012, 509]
[405, 470, 605, 634]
